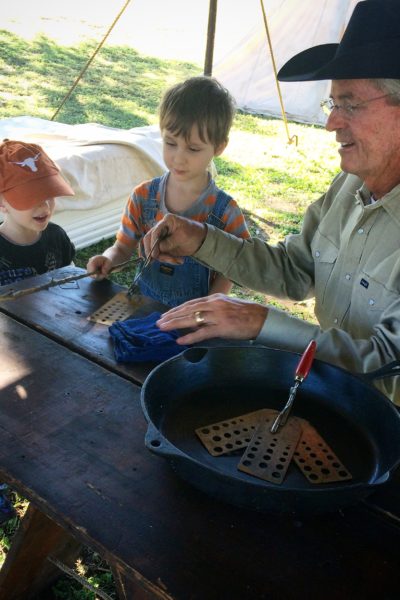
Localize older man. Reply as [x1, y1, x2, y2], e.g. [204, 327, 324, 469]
[145, 0, 400, 404]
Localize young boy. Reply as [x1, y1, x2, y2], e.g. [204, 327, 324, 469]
[0, 138, 75, 524]
[0, 139, 75, 286]
[87, 76, 250, 307]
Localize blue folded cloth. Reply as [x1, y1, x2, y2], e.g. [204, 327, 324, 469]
[109, 312, 188, 363]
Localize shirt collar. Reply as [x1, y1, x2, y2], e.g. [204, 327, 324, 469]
[358, 180, 400, 226]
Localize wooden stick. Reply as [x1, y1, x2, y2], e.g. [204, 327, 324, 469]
[0, 258, 138, 301]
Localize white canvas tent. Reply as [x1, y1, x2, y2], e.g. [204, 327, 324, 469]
[90, 0, 359, 125]
[97, 0, 359, 125]
[4, 0, 360, 126]
[213, 0, 359, 125]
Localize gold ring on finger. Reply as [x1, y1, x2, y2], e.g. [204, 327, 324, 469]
[194, 310, 205, 325]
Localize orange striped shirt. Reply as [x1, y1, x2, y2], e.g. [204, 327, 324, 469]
[117, 173, 250, 248]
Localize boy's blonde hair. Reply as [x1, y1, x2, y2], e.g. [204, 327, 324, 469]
[159, 76, 235, 148]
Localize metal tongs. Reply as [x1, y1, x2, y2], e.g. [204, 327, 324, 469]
[270, 340, 317, 433]
[127, 226, 169, 297]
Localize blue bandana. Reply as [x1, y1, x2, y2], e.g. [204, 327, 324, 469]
[109, 311, 188, 363]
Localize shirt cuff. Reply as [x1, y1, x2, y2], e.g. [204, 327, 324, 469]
[194, 225, 242, 268]
[256, 306, 319, 352]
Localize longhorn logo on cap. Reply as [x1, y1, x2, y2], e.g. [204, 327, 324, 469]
[11, 153, 41, 172]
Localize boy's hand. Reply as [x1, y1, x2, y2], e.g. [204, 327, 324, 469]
[143, 214, 207, 264]
[86, 255, 113, 280]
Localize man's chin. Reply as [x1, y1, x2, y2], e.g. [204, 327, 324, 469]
[339, 158, 357, 176]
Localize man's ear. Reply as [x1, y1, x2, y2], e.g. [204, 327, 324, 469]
[214, 139, 228, 157]
[0, 195, 6, 213]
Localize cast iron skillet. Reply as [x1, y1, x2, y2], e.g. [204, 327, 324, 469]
[140, 346, 400, 514]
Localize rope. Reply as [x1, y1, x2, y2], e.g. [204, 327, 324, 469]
[47, 555, 114, 600]
[50, 0, 132, 121]
[259, 0, 298, 146]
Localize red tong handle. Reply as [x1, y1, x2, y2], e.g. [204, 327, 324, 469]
[294, 340, 316, 382]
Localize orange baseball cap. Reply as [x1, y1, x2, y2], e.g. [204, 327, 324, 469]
[0, 139, 74, 210]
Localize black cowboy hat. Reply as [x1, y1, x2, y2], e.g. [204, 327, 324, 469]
[277, 0, 400, 82]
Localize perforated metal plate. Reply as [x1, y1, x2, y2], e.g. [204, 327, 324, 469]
[195, 409, 277, 456]
[196, 409, 352, 486]
[88, 292, 143, 325]
[238, 417, 303, 484]
[293, 420, 352, 484]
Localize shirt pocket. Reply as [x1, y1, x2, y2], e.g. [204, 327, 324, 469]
[310, 232, 339, 305]
[354, 272, 398, 327]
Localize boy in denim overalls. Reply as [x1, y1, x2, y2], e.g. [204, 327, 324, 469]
[87, 76, 250, 307]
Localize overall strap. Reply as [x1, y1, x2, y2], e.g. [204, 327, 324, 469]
[142, 176, 163, 225]
[147, 177, 161, 219]
[148, 176, 162, 199]
[207, 189, 233, 230]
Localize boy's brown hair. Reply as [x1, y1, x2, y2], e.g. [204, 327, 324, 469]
[159, 76, 235, 148]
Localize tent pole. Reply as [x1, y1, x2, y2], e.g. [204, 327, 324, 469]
[50, 0, 131, 121]
[260, 0, 298, 145]
[204, 0, 218, 76]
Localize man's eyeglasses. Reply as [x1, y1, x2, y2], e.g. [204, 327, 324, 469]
[320, 94, 393, 117]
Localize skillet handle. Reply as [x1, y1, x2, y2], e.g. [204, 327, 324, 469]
[144, 423, 187, 459]
[363, 360, 400, 382]
[373, 471, 392, 486]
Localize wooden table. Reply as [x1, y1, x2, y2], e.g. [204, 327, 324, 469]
[0, 271, 400, 599]
[0, 266, 166, 385]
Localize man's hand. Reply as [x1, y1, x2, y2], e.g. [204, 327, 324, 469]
[157, 293, 269, 345]
[143, 214, 207, 264]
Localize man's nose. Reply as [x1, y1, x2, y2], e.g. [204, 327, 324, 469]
[325, 108, 348, 132]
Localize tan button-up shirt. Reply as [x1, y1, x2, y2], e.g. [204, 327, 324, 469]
[195, 172, 400, 404]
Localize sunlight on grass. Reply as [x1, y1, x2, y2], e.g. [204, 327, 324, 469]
[0, 491, 28, 568]
[0, 31, 199, 124]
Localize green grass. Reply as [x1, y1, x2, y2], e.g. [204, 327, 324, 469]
[0, 29, 198, 125]
[0, 26, 340, 598]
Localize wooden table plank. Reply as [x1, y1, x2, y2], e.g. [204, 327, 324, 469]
[0, 266, 166, 385]
[0, 313, 400, 599]
[0, 505, 81, 599]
